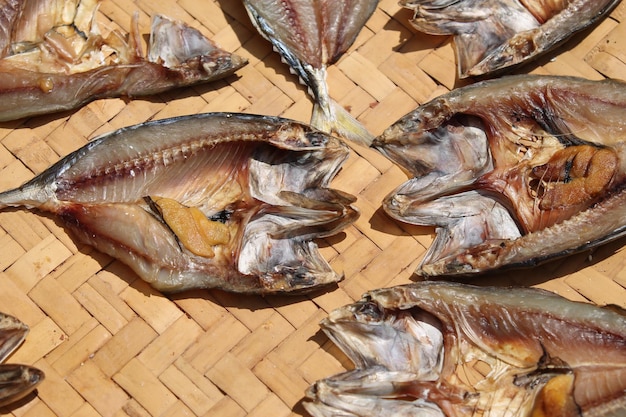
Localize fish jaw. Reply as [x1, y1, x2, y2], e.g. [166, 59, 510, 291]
[321, 296, 444, 378]
[0, 113, 358, 294]
[374, 75, 626, 276]
[305, 368, 448, 417]
[305, 281, 626, 417]
[147, 15, 247, 76]
[400, 0, 619, 77]
[0, 9, 247, 121]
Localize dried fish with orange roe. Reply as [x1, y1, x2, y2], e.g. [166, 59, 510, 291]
[374, 75, 626, 276]
[305, 281, 626, 417]
[0, 113, 359, 294]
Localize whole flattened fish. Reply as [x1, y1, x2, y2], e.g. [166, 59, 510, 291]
[304, 281, 626, 417]
[0, 312, 44, 408]
[243, 0, 378, 145]
[0, 0, 247, 122]
[0, 113, 359, 294]
[400, 0, 620, 78]
[374, 75, 626, 277]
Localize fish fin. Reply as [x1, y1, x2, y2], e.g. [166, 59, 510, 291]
[311, 99, 375, 147]
[264, 191, 359, 239]
[148, 15, 248, 76]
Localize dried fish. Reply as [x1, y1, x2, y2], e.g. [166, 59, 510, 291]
[0, 0, 247, 122]
[400, 0, 620, 78]
[305, 281, 626, 417]
[373, 75, 626, 277]
[243, 0, 378, 145]
[0, 113, 358, 294]
[0, 313, 44, 408]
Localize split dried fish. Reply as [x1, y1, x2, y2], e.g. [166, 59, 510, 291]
[243, 0, 378, 145]
[0, 0, 247, 122]
[374, 75, 626, 277]
[0, 312, 44, 408]
[0, 113, 358, 294]
[305, 281, 626, 417]
[400, 0, 620, 78]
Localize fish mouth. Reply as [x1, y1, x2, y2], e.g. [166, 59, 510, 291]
[305, 281, 626, 417]
[321, 296, 445, 378]
[374, 75, 626, 276]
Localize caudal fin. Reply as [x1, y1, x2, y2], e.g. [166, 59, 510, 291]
[312, 99, 375, 147]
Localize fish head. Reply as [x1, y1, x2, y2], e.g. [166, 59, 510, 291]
[0, 364, 45, 408]
[321, 293, 444, 378]
[374, 101, 493, 206]
[306, 292, 449, 417]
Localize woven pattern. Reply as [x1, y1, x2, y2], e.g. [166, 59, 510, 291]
[1, 0, 625, 416]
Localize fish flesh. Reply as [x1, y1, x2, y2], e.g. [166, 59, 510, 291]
[373, 75, 626, 277]
[304, 281, 626, 417]
[400, 0, 620, 78]
[0, 0, 247, 122]
[0, 113, 358, 294]
[243, 0, 378, 145]
[0, 312, 44, 408]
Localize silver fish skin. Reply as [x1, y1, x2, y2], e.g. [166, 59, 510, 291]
[400, 0, 620, 78]
[0, 113, 358, 294]
[243, 0, 378, 146]
[0, 313, 28, 363]
[0, 312, 44, 408]
[0, 2, 247, 122]
[373, 75, 626, 277]
[304, 281, 626, 417]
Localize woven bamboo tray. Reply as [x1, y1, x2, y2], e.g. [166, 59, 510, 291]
[1, 0, 625, 416]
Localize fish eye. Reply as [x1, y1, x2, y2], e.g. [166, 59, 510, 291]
[305, 132, 327, 147]
[354, 301, 384, 321]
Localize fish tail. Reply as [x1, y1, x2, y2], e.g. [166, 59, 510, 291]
[311, 99, 375, 147]
[0, 183, 48, 210]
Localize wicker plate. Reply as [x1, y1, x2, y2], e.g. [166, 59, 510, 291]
[1, 0, 625, 416]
